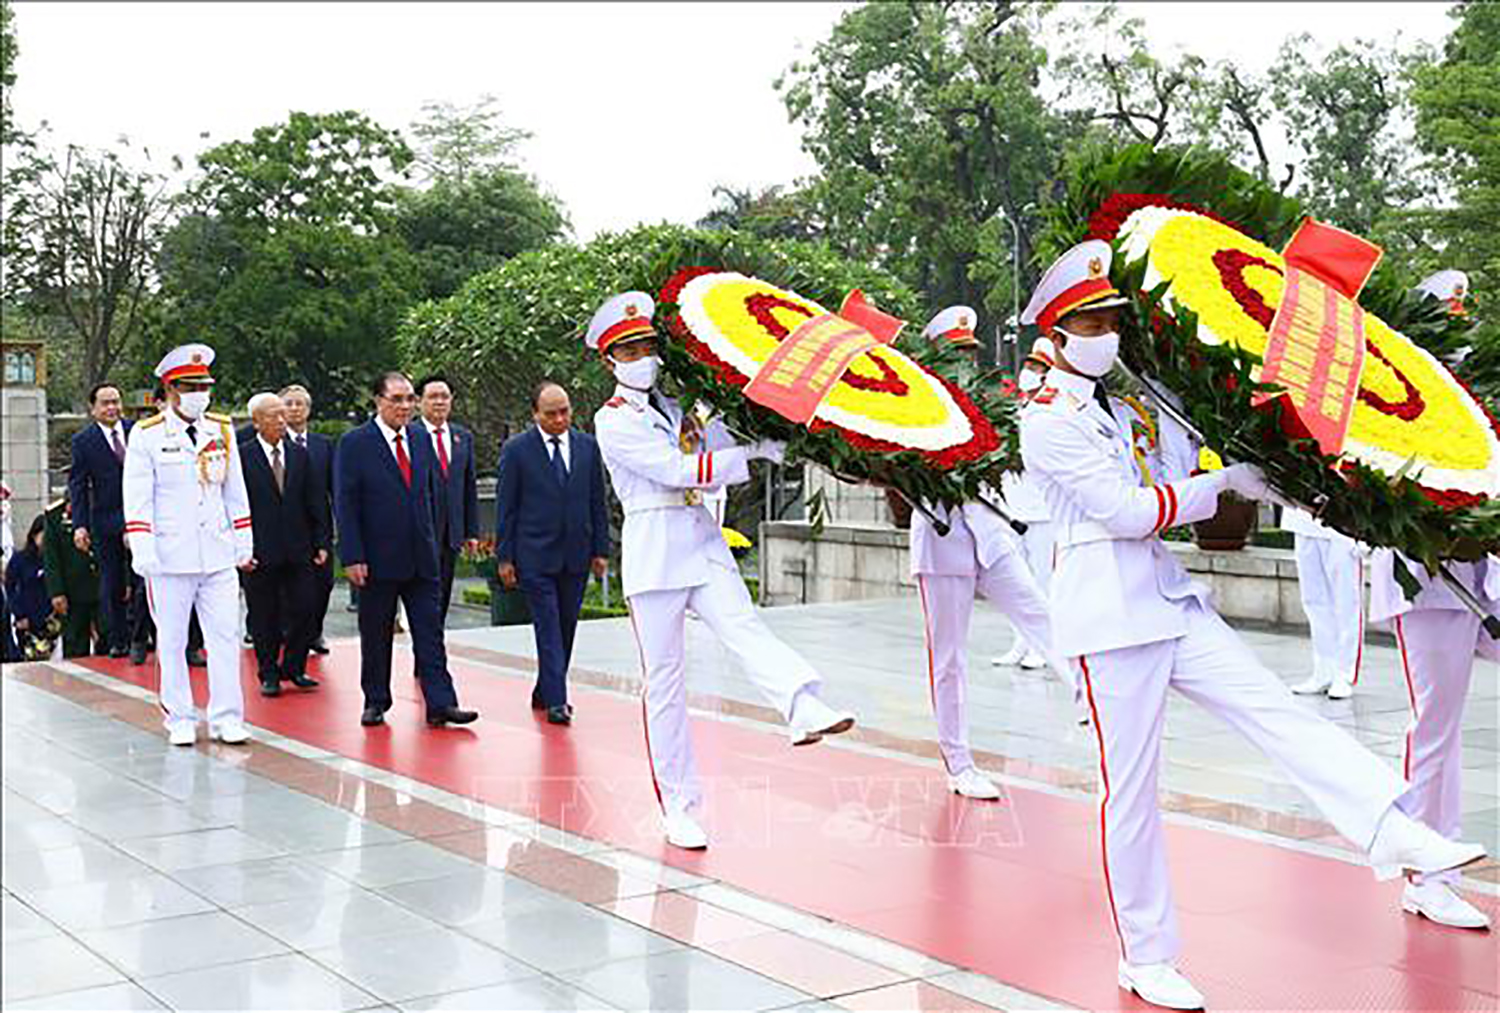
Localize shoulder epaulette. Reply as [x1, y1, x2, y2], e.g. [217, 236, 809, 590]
[1030, 386, 1058, 405]
[139, 412, 166, 429]
[603, 397, 628, 409]
[205, 412, 232, 424]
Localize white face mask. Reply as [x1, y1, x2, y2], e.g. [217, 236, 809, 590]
[177, 391, 212, 420]
[1018, 371, 1043, 393]
[612, 355, 660, 392]
[1058, 329, 1120, 378]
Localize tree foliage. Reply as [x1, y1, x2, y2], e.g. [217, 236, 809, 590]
[396, 223, 921, 467]
[696, 185, 823, 243]
[1, 135, 179, 401]
[410, 94, 530, 185]
[778, 1, 1064, 344]
[1, 0, 18, 146]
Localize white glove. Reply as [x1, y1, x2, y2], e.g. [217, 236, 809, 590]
[1222, 463, 1277, 503]
[130, 552, 158, 579]
[749, 440, 787, 465]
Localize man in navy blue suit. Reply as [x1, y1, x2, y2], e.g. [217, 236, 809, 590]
[280, 384, 335, 654]
[69, 382, 133, 657]
[335, 371, 477, 729]
[416, 375, 480, 621]
[496, 381, 610, 725]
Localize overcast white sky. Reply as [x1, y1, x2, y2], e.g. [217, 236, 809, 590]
[8, 2, 1456, 240]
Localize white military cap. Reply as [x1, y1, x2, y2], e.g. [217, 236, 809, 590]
[1417, 269, 1469, 303]
[586, 292, 657, 353]
[920, 305, 979, 348]
[1021, 239, 1129, 335]
[154, 343, 216, 384]
[1024, 336, 1057, 368]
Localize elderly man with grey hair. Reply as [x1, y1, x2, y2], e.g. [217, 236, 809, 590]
[239, 391, 328, 696]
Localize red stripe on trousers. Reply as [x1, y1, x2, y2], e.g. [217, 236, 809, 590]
[1079, 656, 1128, 959]
[626, 605, 665, 812]
[1352, 556, 1365, 685]
[1395, 616, 1418, 781]
[915, 575, 950, 775]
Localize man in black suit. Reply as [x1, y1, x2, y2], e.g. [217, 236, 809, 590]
[335, 371, 477, 729]
[416, 375, 480, 621]
[69, 383, 133, 657]
[239, 393, 328, 696]
[280, 384, 335, 654]
[495, 381, 610, 725]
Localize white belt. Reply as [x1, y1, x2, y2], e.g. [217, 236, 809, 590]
[1055, 520, 1123, 548]
[623, 492, 701, 515]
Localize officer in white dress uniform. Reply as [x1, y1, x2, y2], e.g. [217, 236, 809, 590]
[1285, 507, 1366, 698]
[588, 292, 857, 850]
[995, 337, 1059, 670]
[1019, 241, 1487, 1009]
[1366, 560, 1494, 931]
[907, 307, 1069, 800]
[123, 344, 254, 746]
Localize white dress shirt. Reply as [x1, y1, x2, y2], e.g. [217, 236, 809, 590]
[374, 417, 410, 466]
[540, 427, 572, 471]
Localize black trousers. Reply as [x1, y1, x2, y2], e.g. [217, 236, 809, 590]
[95, 531, 130, 651]
[242, 561, 315, 679]
[358, 575, 458, 715]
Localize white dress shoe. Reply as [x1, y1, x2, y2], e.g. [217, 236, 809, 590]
[788, 693, 855, 746]
[1368, 810, 1486, 881]
[948, 767, 1002, 800]
[662, 808, 708, 850]
[210, 717, 251, 745]
[1402, 879, 1491, 930]
[167, 722, 197, 747]
[1326, 672, 1355, 700]
[1118, 960, 1205, 1010]
[1291, 665, 1332, 695]
[1017, 650, 1047, 670]
[992, 643, 1027, 666]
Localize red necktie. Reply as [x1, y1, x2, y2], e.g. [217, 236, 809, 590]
[394, 432, 412, 488]
[436, 428, 449, 475]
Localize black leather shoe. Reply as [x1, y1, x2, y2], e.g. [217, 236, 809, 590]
[426, 706, 479, 727]
[310, 638, 330, 655]
[530, 689, 546, 711]
[186, 649, 208, 668]
[546, 704, 573, 726]
[242, 634, 254, 648]
[286, 673, 319, 689]
[260, 680, 282, 698]
[108, 645, 129, 660]
[130, 643, 148, 666]
[360, 707, 385, 727]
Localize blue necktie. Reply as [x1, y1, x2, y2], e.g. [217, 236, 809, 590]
[550, 436, 568, 485]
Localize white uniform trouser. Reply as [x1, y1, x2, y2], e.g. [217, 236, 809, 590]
[628, 558, 818, 813]
[1394, 610, 1484, 887]
[1295, 535, 1365, 679]
[1008, 521, 1055, 654]
[918, 550, 1068, 774]
[148, 568, 243, 728]
[1077, 601, 1404, 965]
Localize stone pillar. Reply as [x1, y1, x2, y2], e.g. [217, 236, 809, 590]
[2, 342, 50, 533]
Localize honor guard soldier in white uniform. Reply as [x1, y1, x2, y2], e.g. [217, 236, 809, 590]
[1367, 553, 1494, 930]
[124, 344, 254, 746]
[588, 292, 856, 850]
[1019, 241, 1487, 1009]
[909, 307, 1069, 799]
[1285, 507, 1366, 698]
[995, 336, 1060, 671]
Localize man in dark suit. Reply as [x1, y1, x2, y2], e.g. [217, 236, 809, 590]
[496, 381, 610, 725]
[335, 371, 478, 729]
[239, 393, 328, 696]
[69, 382, 133, 657]
[42, 482, 101, 658]
[280, 384, 335, 654]
[416, 375, 481, 621]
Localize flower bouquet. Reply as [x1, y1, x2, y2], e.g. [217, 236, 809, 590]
[1038, 144, 1496, 580]
[655, 267, 1020, 521]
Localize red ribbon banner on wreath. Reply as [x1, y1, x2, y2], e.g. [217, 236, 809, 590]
[1253, 219, 1384, 456]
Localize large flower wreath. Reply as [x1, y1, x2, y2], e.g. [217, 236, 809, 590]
[1039, 145, 1496, 572]
[656, 268, 1019, 516]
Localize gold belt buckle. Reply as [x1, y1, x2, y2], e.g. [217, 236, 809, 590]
[683, 490, 704, 507]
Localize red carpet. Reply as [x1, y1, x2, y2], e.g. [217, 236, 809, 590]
[79, 644, 1498, 1010]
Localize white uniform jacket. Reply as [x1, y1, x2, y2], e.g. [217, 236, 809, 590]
[909, 487, 1015, 578]
[594, 385, 752, 598]
[1367, 550, 1496, 623]
[1000, 469, 1051, 525]
[1019, 369, 1230, 657]
[123, 410, 252, 576]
